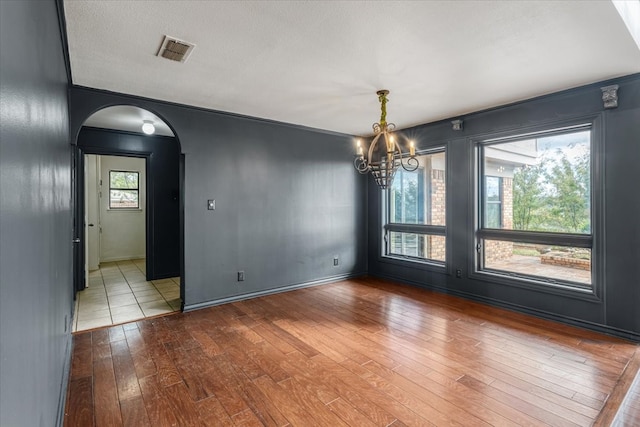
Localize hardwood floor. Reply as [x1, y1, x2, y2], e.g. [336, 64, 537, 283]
[64, 277, 639, 426]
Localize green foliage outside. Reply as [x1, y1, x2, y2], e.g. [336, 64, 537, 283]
[512, 152, 590, 234]
[512, 248, 540, 257]
[110, 171, 138, 189]
[392, 171, 419, 223]
[512, 162, 544, 231]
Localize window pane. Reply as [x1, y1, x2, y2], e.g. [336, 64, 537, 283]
[389, 151, 446, 226]
[110, 190, 139, 208]
[484, 176, 502, 228]
[389, 231, 445, 262]
[483, 240, 591, 285]
[110, 171, 139, 189]
[483, 130, 590, 234]
[486, 176, 501, 201]
[485, 203, 501, 228]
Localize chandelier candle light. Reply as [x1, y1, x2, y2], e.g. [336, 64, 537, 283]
[354, 90, 419, 189]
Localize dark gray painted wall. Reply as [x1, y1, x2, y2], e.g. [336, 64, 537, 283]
[0, 1, 73, 426]
[368, 74, 640, 340]
[69, 87, 368, 308]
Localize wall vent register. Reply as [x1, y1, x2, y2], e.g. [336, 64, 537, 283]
[157, 35, 196, 63]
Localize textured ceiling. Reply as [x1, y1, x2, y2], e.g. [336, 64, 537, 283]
[64, 1, 640, 136]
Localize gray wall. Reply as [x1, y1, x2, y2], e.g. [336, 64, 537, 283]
[0, 1, 73, 426]
[69, 87, 368, 308]
[368, 74, 640, 340]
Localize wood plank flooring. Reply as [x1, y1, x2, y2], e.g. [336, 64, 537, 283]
[64, 277, 640, 426]
[611, 367, 640, 426]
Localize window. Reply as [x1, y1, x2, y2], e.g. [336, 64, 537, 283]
[385, 150, 446, 263]
[477, 126, 594, 290]
[109, 170, 139, 209]
[485, 176, 502, 228]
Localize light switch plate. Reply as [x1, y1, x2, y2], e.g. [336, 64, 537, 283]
[207, 199, 215, 210]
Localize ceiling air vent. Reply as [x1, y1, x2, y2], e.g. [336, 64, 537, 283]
[157, 35, 195, 63]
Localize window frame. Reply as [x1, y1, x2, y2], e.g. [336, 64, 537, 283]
[472, 117, 604, 300]
[108, 170, 140, 209]
[382, 146, 448, 268]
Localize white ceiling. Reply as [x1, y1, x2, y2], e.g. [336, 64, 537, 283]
[83, 105, 175, 136]
[64, 1, 640, 136]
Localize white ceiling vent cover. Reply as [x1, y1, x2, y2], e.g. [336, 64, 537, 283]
[157, 35, 195, 63]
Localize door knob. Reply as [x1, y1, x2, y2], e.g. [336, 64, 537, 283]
[72, 238, 81, 243]
[88, 224, 94, 227]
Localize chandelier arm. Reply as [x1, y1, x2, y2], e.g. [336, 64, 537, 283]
[383, 132, 395, 175]
[402, 156, 420, 172]
[367, 132, 383, 164]
[393, 134, 419, 172]
[392, 135, 405, 158]
[354, 156, 369, 173]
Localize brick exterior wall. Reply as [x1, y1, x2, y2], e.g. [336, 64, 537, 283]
[502, 178, 513, 229]
[541, 254, 591, 270]
[427, 169, 446, 260]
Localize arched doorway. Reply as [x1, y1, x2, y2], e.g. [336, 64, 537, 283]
[72, 105, 183, 331]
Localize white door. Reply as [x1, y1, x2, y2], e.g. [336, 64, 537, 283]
[85, 154, 100, 272]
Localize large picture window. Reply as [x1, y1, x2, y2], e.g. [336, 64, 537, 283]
[109, 170, 139, 209]
[385, 149, 446, 264]
[477, 125, 594, 290]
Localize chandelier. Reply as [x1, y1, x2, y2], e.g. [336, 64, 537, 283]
[354, 90, 419, 189]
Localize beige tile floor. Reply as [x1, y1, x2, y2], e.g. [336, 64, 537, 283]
[73, 258, 181, 332]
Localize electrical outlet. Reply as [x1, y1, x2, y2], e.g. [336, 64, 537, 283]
[207, 199, 216, 210]
[237, 271, 245, 281]
[333, 256, 339, 266]
[456, 269, 462, 278]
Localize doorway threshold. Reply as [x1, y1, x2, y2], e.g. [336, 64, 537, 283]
[73, 258, 181, 332]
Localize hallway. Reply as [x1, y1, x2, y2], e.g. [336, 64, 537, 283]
[74, 259, 181, 332]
